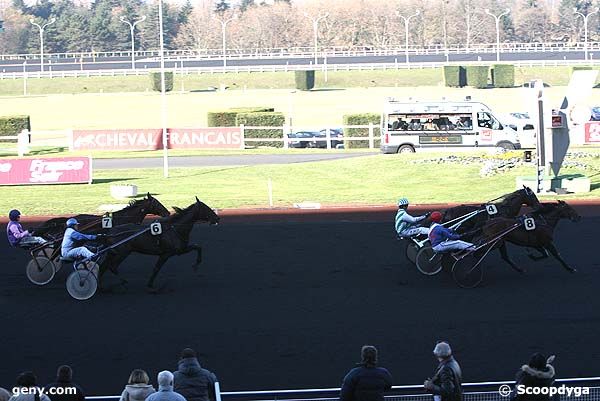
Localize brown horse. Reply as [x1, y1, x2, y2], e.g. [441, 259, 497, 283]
[474, 200, 581, 273]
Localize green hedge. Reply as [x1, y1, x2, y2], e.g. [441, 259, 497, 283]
[295, 70, 315, 91]
[0, 115, 30, 141]
[572, 66, 593, 72]
[466, 66, 489, 88]
[207, 111, 239, 127]
[492, 64, 514, 88]
[443, 66, 466, 87]
[342, 113, 381, 149]
[149, 72, 174, 92]
[236, 112, 285, 148]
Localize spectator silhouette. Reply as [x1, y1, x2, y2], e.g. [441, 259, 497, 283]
[145, 371, 186, 401]
[9, 372, 51, 401]
[0, 387, 11, 401]
[424, 342, 462, 401]
[173, 348, 217, 401]
[340, 345, 392, 401]
[45, 365, 85, 401]
[119, 369, 156, 401]
[513, 353, 556, 401]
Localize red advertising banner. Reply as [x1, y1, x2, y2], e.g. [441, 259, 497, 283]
[72, 128, 243, 150]
[0, 157, 92, 186]
[584, 122, 600, 143]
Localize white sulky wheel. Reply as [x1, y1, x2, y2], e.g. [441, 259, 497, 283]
[405, 241, 419, 264]
[415, 246, 443, 276]
[26, 256, 56, 285]
[66, 264, 99, 300]
[452, 254, 484, 289]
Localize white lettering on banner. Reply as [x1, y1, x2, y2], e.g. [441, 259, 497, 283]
[29, 159, 85, 183]
[0, 163, 12, 173]
[75, 132, 160, 149]
[169, 131, 242, 146]
[587, 123, 600, 142]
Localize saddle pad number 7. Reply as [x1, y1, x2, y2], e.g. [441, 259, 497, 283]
[523, 217, 536, 231]
[150, 222, 163, 236]
[102, 216, 113, 229]
[486, 204, 498, 215]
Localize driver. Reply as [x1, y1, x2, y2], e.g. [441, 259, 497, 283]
[429, 211, 474, 253]
[61, 218, 103, 260]
[6, 209, 47, 248]
[395, 198, 430, 238]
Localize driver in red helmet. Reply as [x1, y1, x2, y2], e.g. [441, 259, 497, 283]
[6, 209, 47, 248]
[428, 211, 474, 253]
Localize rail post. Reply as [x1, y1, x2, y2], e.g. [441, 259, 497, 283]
[368, 123, 374, 149]
[283, 124, 289, 149]
[214, 382, 221, 401]
[326, 127, 331, 150]
[239, 124, 245, 149]
[18, 129, 30, 157]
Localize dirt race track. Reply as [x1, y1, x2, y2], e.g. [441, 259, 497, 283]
[1, 205, 600, 394]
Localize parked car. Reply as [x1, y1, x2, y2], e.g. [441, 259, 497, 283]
[590, 107, 600, 121]
[311, 128, 344, 148]
[287, 131, 319, 148]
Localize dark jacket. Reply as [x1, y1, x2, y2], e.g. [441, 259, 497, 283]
[513, 364, 555, 401]
[44, 380, 85, 401]
[340, 364, 393, 401]
[173, 358, 217, 401]
[429, 357, 462, 401]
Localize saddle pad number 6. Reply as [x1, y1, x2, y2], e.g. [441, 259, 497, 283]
[150, 222, 163, 236]
[101, 216, 113, 229]
[523, 217, 536, 231]
[486, 204, 498, 215]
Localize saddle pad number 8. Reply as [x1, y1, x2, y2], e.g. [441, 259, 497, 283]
[102, 216, 113, 229]
[150, 222, 163, 236]
[486, 204, 498, 215]
[523, 217, 536, 231]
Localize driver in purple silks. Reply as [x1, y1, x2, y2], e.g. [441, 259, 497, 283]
[6, 209, 47, 248]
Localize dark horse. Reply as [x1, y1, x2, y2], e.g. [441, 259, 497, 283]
[441, 186, 540, 233]
[98, 197, 220, 291]
[474, 200, 581, 273]
[34, 193, 170, 239]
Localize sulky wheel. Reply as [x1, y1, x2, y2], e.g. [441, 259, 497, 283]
[452, 254, 484, 289]
[66, 269, 98, 300]
[26, 256, 56, 285]
[415, 245, 443, 276]
[405, 241, 420, 264]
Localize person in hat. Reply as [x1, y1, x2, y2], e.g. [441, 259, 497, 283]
[424, 342, 462, 401]
[395, 198, 430, 238]
[428, 212, 474, 253]
[173, 348, 218, 401]
[61, 218, 102, 260]
[340, 345, 392, 401]
[513, 353, 556, 401]
[6, 209, 47, 248]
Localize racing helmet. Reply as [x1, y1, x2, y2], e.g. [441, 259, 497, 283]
[397, 198, 409, 208]
[66, 218, 79, 227]
[9, 209, 21, 221]
[430, 211, 443, 223]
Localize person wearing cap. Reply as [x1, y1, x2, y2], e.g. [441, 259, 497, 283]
[428, 212, 474, 253]
[340, 345, 393, 401]
[513, 353, 556, 401]
[146, 371, 186, 401]
[6, 209, 47, 248]
[61, 218, 101, 260]
[395, 198, 430, 238]
[424, 342, 462, 401]
[173, 348, 218, 401]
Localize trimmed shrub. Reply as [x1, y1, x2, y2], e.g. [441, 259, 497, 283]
[443, 66, 466, 87]
[492, 64, 514, 88]
[572, 66, 593, 72]
[0, 115, 30, 142]
[207, 111, 239, 127]
[236, 112, 286, 148]
[149, 72, 174, 92]
[295, 70, 315, 91]
[466, 66, 490, 88]
[342, 113, 381, 149]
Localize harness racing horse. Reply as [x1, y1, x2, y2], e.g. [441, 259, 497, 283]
[473, 200, 581, 274]
[34, 193, 171, 239]
[98, 197, 220, 292]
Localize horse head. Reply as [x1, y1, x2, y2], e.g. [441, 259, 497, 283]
[146, 193, 170, 217]
[195, 196, 220, 225]
[556, 200, 581, 222]
[521, 185, 541, 208]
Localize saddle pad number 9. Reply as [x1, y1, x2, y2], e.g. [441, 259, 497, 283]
[523, 217, 536, 231]
[485, 204, 498, 215]
[150, 222, 163, 236]
[102, 216, 113, 229]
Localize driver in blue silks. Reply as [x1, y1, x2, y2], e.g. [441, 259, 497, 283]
[61, 218, 102, 260]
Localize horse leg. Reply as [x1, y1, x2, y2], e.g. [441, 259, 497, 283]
[98, 252, 129, 292]
[499, 242, 525, 273]
[147, 254, 172, 292]
[545, 242, 577, 273]
[527, 246, 549, 261]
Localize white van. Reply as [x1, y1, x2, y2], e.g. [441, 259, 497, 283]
[380, 100, 521, 153]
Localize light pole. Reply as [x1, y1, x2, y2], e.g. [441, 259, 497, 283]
[158, 0, 168, 177]
[120, 15, 146, 69]
[29, 17, 56, 72]
[485, 8, 510, 62]
[214, 14, 237, 68]
[396, 10, 420, 64]
[304, 12, 328, 65]
[574, 7, 599, 61]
